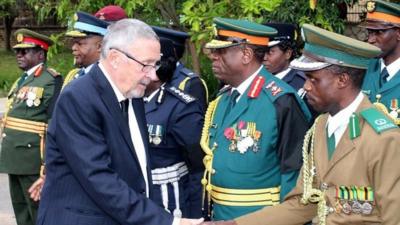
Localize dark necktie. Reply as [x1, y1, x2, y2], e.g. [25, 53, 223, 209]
[17, 72, 28, 88]
[225, 90, 240, 116]
[379, 67, 389, 88]
[326, 127, 336, 160]
[120, 99, 129, 123]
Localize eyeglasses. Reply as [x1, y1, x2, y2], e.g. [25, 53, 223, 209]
[110, 48, 161, 72]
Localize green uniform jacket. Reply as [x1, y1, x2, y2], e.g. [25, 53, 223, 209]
[362, 59, 400, 125]
[205, 67, 311, 220]
[0, 65, 62, 175]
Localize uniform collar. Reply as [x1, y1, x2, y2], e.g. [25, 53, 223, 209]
[26, 63, 43, 76]
[144, 85, 162, 103]
[232, 65, 263, 102]
[99, 62, 126, 102]
[380, 57, 400, 81]
[274, 67, 291, 80]
[326, 91, 364, 137]
[84, 63, 95, 74]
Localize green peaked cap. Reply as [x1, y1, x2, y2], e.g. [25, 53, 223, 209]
[290, 24, 382, 71]
[205, 17, 277, 49]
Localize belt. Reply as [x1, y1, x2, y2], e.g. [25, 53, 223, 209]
[3, 116, 47, 176]
[151, 161, 189, 184]
[211, 185, 280, 207]
[151, 162, 189, 218]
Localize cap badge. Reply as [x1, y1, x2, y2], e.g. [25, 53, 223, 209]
[17, 33, 24, 43]
[367, 1, 376, 13]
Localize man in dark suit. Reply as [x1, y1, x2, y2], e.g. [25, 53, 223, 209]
[37, 19, 202, 225]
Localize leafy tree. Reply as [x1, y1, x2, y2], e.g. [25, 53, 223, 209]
[0, 0, 17, 51]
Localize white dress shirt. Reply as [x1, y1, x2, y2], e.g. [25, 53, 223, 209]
[99, 63, 149, 197]
[275, 67, 291, 80]
[326, 92, 364, 148]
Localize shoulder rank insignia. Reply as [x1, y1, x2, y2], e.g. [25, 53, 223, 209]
[46, 67, 60, 77]
[265, 81, 282, 96]
[360, 107, 397, 133]
[248, 75, 265, 98]
[167, 86, 196, 104]
[34, 65, 44, 77]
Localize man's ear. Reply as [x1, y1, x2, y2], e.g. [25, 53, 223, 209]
[337, 72, 351, 89]
[242, 46, 254, 64]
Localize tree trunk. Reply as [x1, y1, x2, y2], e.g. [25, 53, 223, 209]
[188, 42, 200, 75]
[4, 16, 15, 51]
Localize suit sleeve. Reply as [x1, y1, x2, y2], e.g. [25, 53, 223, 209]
[274, 94, 311, 199]
[171, 100, 205, 172]
[54, 91, 174, 225]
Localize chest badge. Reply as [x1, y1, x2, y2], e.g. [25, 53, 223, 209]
[224, 121, 262, 154]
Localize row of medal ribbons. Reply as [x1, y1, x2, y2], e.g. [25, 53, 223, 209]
[334, 185, 374, 215]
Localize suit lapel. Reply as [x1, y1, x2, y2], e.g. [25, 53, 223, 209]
[282, 69, 296, 83]
[323, 97, 370, 177]
[92, 65, 139, 164]
[314, 115, 330, 178]
[224, 94, 250, 126]
[144, 93, 160, 114]
[380, 69, 400, 93]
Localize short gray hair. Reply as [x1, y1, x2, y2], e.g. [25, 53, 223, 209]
[101, 19, 159, 58]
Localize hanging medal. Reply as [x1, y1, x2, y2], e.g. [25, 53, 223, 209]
[153, 125, 163, 145]
[351, 186, 362, 214]
[361, 186, 374, 215]
[147, 124, 154, 144]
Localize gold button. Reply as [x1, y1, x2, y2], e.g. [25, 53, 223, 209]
[27, 144, 31, 148]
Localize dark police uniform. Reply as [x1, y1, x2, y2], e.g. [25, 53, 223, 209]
[153, 26, 208, 218]
[145, 83, 204, 218]
[0, 29, 62, 225]
[201, 18, 312, 220]
[63, 11, 109, 88]
[152, 26, 209, 111]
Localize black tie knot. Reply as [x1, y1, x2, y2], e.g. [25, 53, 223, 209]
[380, 67, 389, 87]
[120, 99, 129, 122]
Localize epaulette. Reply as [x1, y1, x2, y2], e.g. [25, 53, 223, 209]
[264, 80, 285, 101]
[46, 67, 61, 77]
[248, 75, 265, 98]
[360, 107, 397, 134]
[217, 85, 232, 96]
[179, 67, 198, 78]
[166, 86, 196, 104]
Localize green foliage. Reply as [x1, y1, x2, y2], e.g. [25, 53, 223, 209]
[0, 0, 16, 17]
[266, 0, 351, 33]
[21, 0, 351, 97]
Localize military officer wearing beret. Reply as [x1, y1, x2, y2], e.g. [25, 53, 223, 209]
[0, 29, 62, 225]
[204, 24, 400, 225]
[144, 37, 205, 218]
[200, 18, 312, 221]
[95, 5, 128, 22]
[361, 0, 400, 125]
[152, 26, 209, 111]
[63, 11, 109, 88]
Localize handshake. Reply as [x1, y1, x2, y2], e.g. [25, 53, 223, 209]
[180, 219, 237, 225]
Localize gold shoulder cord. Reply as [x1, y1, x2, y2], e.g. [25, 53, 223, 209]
[300, 117, 328, 225]
[1, 79, 19, 133]
[200, 96, 221, 217]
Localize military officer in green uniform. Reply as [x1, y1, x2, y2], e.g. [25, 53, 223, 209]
[0, 29, 62, 225]
[361, 0, 400, 125]
[63, 11, 109, 88]
[202, 24, 400, 225]
[200, 18, 312, 221]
